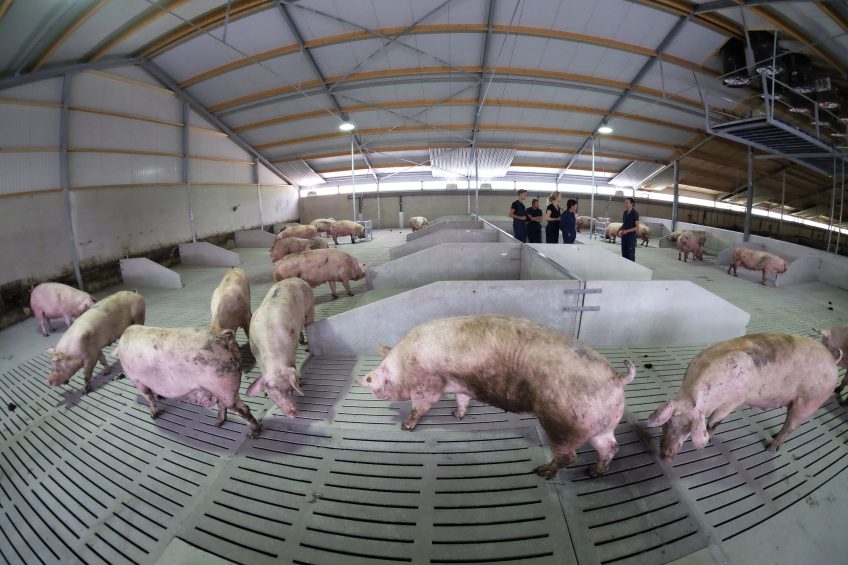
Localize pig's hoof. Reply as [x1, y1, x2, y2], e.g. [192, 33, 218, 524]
[533, 464, 558, 479]
[452, 408, 466, 419]
[151, 409, 161, 419]
[401, 421, 417, 431]
[767, 442, 779, 452]
[331, 295, 338, 300]
[837, 396, 848, 406]
[248, 426, 261, 439]
[587, 464, 606, 478]
[347, 291, 354, 296]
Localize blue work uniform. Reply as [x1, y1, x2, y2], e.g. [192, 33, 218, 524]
[545, 203, 561, 243]
[621, 208, 639, 262]
[526, 206, 543, 243]
[511, 199, 527, 242]
[561, 209, 577, 244]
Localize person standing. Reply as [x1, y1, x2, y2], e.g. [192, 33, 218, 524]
[619, 197, 640, 262]
[526, 198, 543, 243]
[544, 192, 562, 243]
[561, 198, 578, 244]
[509, 189, 529, 242]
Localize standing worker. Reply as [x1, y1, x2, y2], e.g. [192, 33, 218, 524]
[561, 198, 578, 244]
[526, 198, 543, 243]
[619, 197, 640, 262]
[509, 189, 529, 242]
[544, 192, 562, 243]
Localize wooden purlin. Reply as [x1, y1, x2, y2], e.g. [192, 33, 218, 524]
[88, 0, 193, 62]
[31, 0, 109, 71]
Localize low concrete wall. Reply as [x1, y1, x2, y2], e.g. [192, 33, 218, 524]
[578, 280, 750, 347]
[235, 229, 275, 248]
[366, 243, 523, 289]
[775, 254, 848, 291]
[119, 258, 182, 289]
[307, 280, 584, 357]
[178, 242, 239, 267]
[390, 229, 498, 260]
[528, 244, 652, 281]
[406, 220, 483, 242]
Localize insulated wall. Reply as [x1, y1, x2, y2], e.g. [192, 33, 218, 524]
[0, 65, 297, 286]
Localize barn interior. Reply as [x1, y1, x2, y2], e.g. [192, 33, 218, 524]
[1, 1, 848, 564]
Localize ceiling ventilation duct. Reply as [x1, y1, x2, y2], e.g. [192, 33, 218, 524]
[276, 160, 325, 186]
[785, 53, 815, 94]
[748, 31, 784, 76]
[429, 147, 515, 179]
[610, 161, 665, 188]
[639, 167, 676, 192]
[720, 38, 750, 88]
[817, 87, 841, 110]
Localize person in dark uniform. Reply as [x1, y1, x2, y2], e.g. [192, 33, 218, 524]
[526, 198, 543, 243]
[509, 189, 529, 242]
[544, 191, 561, 243]
[620, 197, 640, 262]
[561, 198, 578, 244]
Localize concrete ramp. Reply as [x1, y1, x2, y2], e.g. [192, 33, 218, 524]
[235, 229, 276, 248]
[307, 280, 584, 356]
[390, 229, 498, 260]
[119, 257, 182, 289]
[777, 254, 848, 291]
[406, 219, 483, 241]
[528, 244, 652, 280]
[578, 280, 749, 347]
[178, 242, 240, 267]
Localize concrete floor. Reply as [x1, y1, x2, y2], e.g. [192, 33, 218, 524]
[0, 229, 846, 564]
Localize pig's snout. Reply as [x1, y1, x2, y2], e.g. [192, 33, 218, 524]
[47, 371, 68, 386]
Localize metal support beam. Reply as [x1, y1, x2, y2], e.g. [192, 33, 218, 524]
[254, 158, 264, 230]
[181, 100, 196, 242]
[277, 2, 378, 181]
[558, 14, 692, 180]
[694, 0, 812, 13]
[828, 152, 837, 251]
[470, 0, 496, 168]
[140, 60, 297, 188]
[59, 73, 84, 290]
[719, 163, 793, 201]
[744, 146, 754, 241]
[672, 160, 680, 232]
[11, 0, 82, 76]
[0, 56, 141, 91]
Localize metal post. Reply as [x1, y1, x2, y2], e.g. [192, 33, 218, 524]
[254, 158, 263, 230]
[59, 72, 84, 290]
[350, 134, 356, 221]
[466, 177, 471, 214]
[778, 170, 785, 233]
[743, 146, 754, 242]
[836, 161, 844, 255]
[827, 152, 836, 252]
[181, 101, 196, 242]
[474, 149, 479, 216]
[589, 136, 596, 238]
[671, 159, 680, 232]
[376, 179, 382, 228]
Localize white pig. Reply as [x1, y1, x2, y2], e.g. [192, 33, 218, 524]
[576, 216, 592, 233]
[276, 224, 318, 241]
[648, 333, 839, 460]
[30, 282, 96, 336]
[327, 220, 365, 245]
[272, 248, 365, 299]
[605, 222, 623, 243]
[309, 218, 336, 235]
[47, 290, 145, 394]
[637, 223, 651, 247]
[817, 325, 848, 404]
[358, 315, 635, 478]
[676, 230, 704, 262]
[116, 325, 261, 438]
[246, 278, 314, 417]
[408, 216, 429, 231]
[210, 268, 251, 338]
[728, 247, 788, 286]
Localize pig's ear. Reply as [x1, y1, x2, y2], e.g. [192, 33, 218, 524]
[246, 377, 266, 397]
[819, 328, 831, 339]
[647, 400, 676, 427]
[378, 344, 391, 358]
[690, 413, 710, 449]
[287, 369, 304, 396]
[46, 347, 55, 355]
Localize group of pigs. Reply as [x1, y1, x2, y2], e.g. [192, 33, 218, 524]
[605, 222, 652, 246]
[668, 230, 790, 286]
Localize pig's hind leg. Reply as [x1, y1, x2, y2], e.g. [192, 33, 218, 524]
[402, 390, 441, 430]
[134, 383, 160, 419]
[216, 400, 228, 427]
[232, 399, 261, 439]
[587, 430, 619, 477]
[328, 281, 338, 299]
[452, 393, 471, 419]
[341, 279, 354, 297]
[768, 400, 818, 451]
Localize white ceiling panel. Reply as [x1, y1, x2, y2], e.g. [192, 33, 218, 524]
[603, 121, 692, 147]
[635, 63, 748, 112]
[615, 98, 705, 131]
[47, 0, 149, 64]
[774, 4, 848, 68]
[186, 59, 317, 109]
[154, 33, 244, 84]
[224, 94, 339, 129]
[287, 2, 359, 41]
[478, 130, 586, 147]
[664, 21, 727, 65]
[0, 77, 63, 103]
[0, 0, 67, 72]
[242, 114, 342, 146]
[587, 139, 670, 161]
[477, 105, 598, 132]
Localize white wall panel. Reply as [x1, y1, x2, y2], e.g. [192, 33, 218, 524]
[70, 153, 181, 187]
[71, 71, 180, 123]
[0, 152, 60, 195]
[190, 185, 263, 236]
[188, 109, 215, 129]
[69, 112, 181, 154]
[189, 129, 250, 161]
[257, 163, 288, 186]
[189, 159, 253, 184]
[0, 77, 63, 103]
[0, 104, 60, 147]
[0, 191, 68, 285]
[259, 185, 299, 223]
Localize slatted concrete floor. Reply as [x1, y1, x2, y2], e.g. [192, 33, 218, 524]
[0, 230, 846, 564]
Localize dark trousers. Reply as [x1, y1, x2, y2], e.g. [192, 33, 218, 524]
[621, 233, 636, 262]
[545, 224, 560, 243]
[513, 221, 527, 242]
[527, 227, 542, 243]
[562, 230, 576, 244]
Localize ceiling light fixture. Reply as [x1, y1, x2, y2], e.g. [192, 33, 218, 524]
[598, 120, 613, 134]
[339, 121, 355, 131]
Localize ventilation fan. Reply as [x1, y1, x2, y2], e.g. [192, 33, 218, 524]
[720, 38, 750, 88]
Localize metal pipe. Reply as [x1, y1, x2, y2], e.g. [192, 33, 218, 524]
[590, 136, 596, 238]
[59, 73, 84, 290]
[350, 134, 356, 221]
[376, 179, 382, 228]
[837, 161, 844, 254]
[744, 146, 754, 242]
[254, 159, 263, 230]
[827, 151, 836, 252]
[779, 170, 785, 234]
[181, 101, 196, 242]
[672, 160, 680, 232]
[474, 150, 479, 216]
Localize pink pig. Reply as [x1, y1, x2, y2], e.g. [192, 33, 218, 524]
[728, 247, 788, 286]
[327, 220, 365, 245]
[210, 268, 251, 338]
[272, 248, 365, 299]
[30, 282, 96, 336]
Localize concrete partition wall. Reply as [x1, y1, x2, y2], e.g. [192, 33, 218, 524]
[390, 229, 498, 260]
[367, 243, 522, 289]
[527, 244, 652, 281]
[578, 280, 749, 347]
[307, 280, 584, 356]
[520, 247, 576, 280]
[120, 258, 182, 289]
[775, 254, 848, 291]
[178, 242, 239, 267]
[406, 220, 483, 241]
[235, 229, 275, 248]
